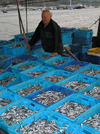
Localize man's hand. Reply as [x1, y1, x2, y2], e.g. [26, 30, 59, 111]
[52, 52, 58, 57]
[25, 44, 30, 49]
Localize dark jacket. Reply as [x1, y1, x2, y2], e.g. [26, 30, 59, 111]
[29, 19, 63, 55]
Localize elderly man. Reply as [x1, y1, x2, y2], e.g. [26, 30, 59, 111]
[28, 10, 63, 57]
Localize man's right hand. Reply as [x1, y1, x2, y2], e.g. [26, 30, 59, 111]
[25, 44, 30, 49]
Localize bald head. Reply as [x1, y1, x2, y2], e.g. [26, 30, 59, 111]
[42, 10, 52, 26]
[42, 10, 52, 17]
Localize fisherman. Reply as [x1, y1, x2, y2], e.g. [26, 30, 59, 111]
[27, 10, 63, 57]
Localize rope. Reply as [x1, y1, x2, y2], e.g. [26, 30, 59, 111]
[25, 0, 28, 33]
[16, 0, 31, 55]
[89, 17, 100, 29]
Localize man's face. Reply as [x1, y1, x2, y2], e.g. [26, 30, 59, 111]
[42, 12, 51, 25]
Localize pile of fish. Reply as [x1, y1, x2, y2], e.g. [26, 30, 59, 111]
[39, 54, 52, 59]
[0, 106, 38, 125]
[67, 132, 74, 134]
[11, 43, 23, 48]
[62, 80, 90, 91]
[16, 119, 61, 134]
[46, 75, 67, 83]
[0, 56, 8, 61]
[53, 60, 66, 65]
[0, 77, 16, 86]
[64, 64, 82, 71]
[28, 71, 47, 77]
[83, 69, 100, 76]
[11, 59, 24, 63]
[16, 85, 42, 96]
[33, 90, 65, 106]
[84, 86, 100, 100]
[83, 113, 100, 131]
[0, 98, 12, 108]
[18, 64, 34, 70]
[55, 102, 91, 119]
[0, 67, 6, 73]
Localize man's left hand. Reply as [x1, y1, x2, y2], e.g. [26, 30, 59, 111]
[52, 52, 58, 57]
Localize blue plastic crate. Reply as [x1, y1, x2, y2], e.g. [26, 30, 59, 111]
[0, 54, 12, 63]
[62, 38, 72, 45]
[14, 32, 34, 42]
[75, 103, 100, 134]
[44, 56, 74, 69]
[0, 72, 23, 90]
[70, 43, 92, 53]
[0, 61, 12, 75]
[39, 70, 72, 84]
[9, 79, 52, 97]
[79, 81, 100, 100]
[73, 29, 93, 38]
[73, 37, 92, 45]
[0, 89, 22, 108]
[4, 54, 36, 65]
[0, 40, 11, 47]
[62, 32, 73, 39]
[3, 42, 28, 56]
[20, 64, 54, 81]
[82, 124, 100, 134]
[7, 110, 72, 134]
[30, 40, 42, 50]
[31, 48, 44, 55]
[11, 60, 40, 74]
[78, 53, 88, 61]
[61, 27, 76, 33]
[0, 99, 45, 132]
[63, 50, 79, 58]
[56, 73, 98, 92]
[57, 60, 90, 72]
[77, 64, 100, 80]
[26, 85, 76, 108]
[33, 52, 61, 62]
[87, 54, 100, 65]
[47, 93, 99, 122]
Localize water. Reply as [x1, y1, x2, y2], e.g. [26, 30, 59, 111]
[0, 8, 100, 40]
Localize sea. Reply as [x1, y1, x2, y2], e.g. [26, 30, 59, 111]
[0, 7, 100, 40]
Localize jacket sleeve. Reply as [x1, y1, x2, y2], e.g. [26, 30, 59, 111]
[29, 23, 41, 46]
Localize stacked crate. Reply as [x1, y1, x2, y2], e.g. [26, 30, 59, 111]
[71, 29, 93, 61]
[0, 28, 100, 134]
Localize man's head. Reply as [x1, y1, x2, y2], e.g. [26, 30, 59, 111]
[42, 10, 52, 26]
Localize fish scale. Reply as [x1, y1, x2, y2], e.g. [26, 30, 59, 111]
[62, 80, 90, 91]
[0, 56, 8, 61]
[84, 86, 100, 100]
[33, 90, 66, 106]
[53, 60, 66, 65]
[0, 77, 16, 86]
[0, 106, 38, 125]
[64, 64, 82, 71]
[16, 85, 42, 96]
[28, 71, 47, 77]
[18, 64, 34, 70]
[39, 54, 52, 59]
[0, 98, 12, 108]
[11, 43, 23, 48]
[45, 75, 67, 83]
[0, 67, 6, 73]
[83, 113, 100, 131]
[55, 101, 91, 119]
[16, 119, 60, 134]
[83, 69, 100, 76]
[11, 59, 24, 63]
